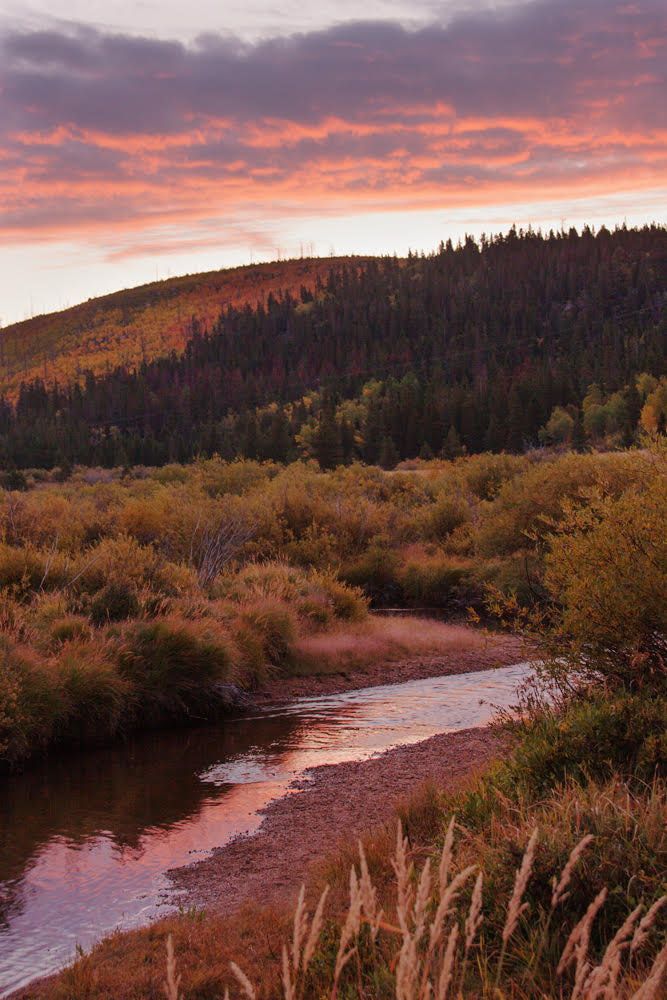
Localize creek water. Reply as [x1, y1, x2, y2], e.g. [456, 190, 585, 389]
[0, 662, 532, 996]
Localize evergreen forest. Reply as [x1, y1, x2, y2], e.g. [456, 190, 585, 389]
[2, 224, 666, 470]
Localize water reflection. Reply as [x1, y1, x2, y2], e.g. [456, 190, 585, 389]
[1, 714, 303, 904]
[0, 715, 305, 996]
[0, 662, 531, 996]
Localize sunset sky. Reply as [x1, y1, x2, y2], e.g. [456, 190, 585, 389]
[1, 0, 665, 325]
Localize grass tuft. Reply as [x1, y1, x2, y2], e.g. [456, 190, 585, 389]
[115, 617, 239, 722]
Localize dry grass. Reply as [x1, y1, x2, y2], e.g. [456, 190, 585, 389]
[17, 906, 290, 1000]
[290, 616, 481, 676]
[155, 818, 665, 1000]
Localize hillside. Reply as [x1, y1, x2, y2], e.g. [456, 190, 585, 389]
[0, 257, 362, 401]
[1, 226, 666, 469]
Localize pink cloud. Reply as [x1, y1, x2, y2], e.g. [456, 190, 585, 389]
[1, 0, 665, 243]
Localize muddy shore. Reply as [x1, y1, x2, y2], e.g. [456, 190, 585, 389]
[169, 727, 503, 916]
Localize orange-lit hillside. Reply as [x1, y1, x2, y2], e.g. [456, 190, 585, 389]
[0, 257, 364, 400]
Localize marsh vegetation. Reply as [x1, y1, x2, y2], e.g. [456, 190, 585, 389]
[0, 444, 653, 767]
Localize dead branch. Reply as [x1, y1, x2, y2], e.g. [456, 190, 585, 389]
[189, 512, 256, 589]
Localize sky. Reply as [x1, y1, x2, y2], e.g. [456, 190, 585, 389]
[1, 0, 666, 325]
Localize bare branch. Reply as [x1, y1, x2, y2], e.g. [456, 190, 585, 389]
[189, 512, 256, 589]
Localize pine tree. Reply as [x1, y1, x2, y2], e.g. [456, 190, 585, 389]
[622, 380, 642, 446]
[379, 435, 399, 469]
[266, 407, 292, 461]
[442, 426, 463, 459]
[571, 411, 585, 451]
[340, 418, 355, 463]
[315, 406, 342, 470]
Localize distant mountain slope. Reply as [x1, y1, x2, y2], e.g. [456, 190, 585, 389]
[0, 257, 362, 400]
[2, 226, 666, 469]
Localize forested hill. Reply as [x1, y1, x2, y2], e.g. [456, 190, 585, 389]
[2, 225, 666, 470]
[0, 257, 353, 401]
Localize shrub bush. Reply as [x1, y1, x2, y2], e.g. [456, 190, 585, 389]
[309, 569, 368, 623]
[340, 538, 403, 606]
[474, 553, 543, 606]
[90, 581, 140, 625]
[543, 460, 667, 686]
[0, 638, 65, 762]
[462, 451, 530, 499]
[217, 562, 367, 628]
[282, 522, 339, 567]
[504, 691, 667, 795]
[400, 555, 469, 607]
[0, 543, 69, 596]
[199, 457, 279, 497]
[116, 617, 238, 721]
[56, 643, 130, 741]
[74, 535, 196, 597]
[422, 494, 471, 540]
[233, 599, 296, 669]
[475, 452, 641, 559]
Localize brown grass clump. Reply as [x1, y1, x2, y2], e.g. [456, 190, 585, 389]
[115, 616, 239, 721]
[48, 614, 92, 648]
[232, 599, 297, 670]
[291, 616, 481, 676]
[216, 562, 368, 630]
[26, 907, 290, 1000]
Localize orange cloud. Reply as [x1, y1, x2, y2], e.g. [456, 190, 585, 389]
[1, 1, 665, 247]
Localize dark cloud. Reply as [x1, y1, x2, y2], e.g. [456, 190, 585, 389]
[1, 0, 665, 235]
[2, 2, 665, 131]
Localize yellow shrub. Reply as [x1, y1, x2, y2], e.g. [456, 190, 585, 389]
[544, 448, 667, 683]
[0, 542, 71, 596]
[73, 535, 197, 596]
[476, 451, 642, 558]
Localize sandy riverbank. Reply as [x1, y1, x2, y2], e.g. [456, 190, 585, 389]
[169, 725, 503, 916]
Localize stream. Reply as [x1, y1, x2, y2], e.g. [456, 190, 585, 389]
[0, 661, 532, 996]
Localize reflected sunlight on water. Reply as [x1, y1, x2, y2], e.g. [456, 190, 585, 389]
[0, 661, 532, 996]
